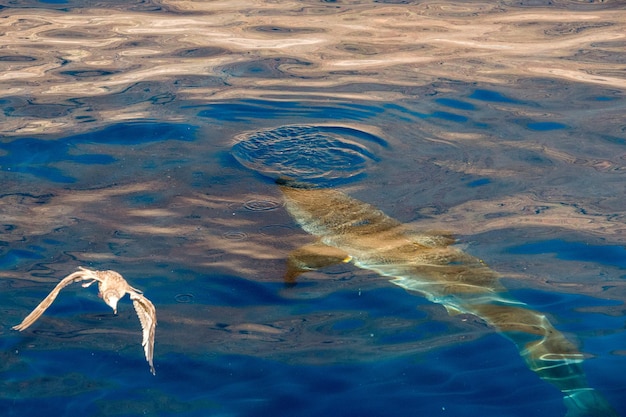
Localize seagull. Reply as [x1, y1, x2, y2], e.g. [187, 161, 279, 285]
[13, 266, 157, 375]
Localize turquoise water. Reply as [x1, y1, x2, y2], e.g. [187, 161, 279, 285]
[2, 1, 626, 416]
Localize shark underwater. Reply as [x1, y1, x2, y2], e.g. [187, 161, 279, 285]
[276, 179, 619, 417]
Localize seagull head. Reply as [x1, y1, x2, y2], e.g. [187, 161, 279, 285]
[100, 289, 124, 314]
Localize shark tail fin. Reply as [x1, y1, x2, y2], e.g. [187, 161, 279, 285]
[563, 388, 620, 417]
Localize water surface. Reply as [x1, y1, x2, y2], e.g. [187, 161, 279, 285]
[1, 1, 626, 416]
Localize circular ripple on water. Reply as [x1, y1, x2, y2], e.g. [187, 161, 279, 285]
[259, 224, 294, 235]
[231, 125, 386, 187]
[243, 199, 282, 211]
[222, 231, 248, 240]
[175, 293, 194, 303]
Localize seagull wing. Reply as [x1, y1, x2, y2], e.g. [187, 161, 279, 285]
[12, 267, 101, 331]
[129, 290, 157, 375]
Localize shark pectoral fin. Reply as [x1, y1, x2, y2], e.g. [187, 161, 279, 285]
[442, 304, 464, 316]
[285, 242, 351, 285]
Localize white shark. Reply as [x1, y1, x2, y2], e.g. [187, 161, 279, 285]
[278, 180, 619, 417]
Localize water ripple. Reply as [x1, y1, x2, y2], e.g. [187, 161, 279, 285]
[174, 293, 194, 303]
[243, 199, 282, 212]
[221, 231, 249, 240]
[197, 99, 385, 122]
[231, 125, 387, 186]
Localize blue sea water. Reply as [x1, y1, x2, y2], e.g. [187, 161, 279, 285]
[2, 2, 626, 417]
[0, 340, 567, 417]
[0, 123, 195, 183]
[509, 239, 626, 269]
[2, 108, 625, 416]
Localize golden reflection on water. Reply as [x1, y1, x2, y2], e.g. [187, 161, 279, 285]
[1, 0, 625, 312]
[1, 1, 625, 135]
[0, 5, 623, 273]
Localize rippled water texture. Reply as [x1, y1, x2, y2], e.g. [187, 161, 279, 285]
[231, 125, 386, 186]
[1, 1, 626, 417]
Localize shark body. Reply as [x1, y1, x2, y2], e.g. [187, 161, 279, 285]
[279, 182, 618, 417]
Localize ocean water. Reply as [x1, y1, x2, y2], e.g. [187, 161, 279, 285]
[1, 1, 626, 416]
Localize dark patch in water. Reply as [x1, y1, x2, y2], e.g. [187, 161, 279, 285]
[435, 98, 476, 111]
[508, 239, 626, 269]
[63, 122, 196, 145]
[0, 55, 38, 62]
[512, 149, 553, 165]
[467, 178, 491, 187]
[196, 99, 384, 122]
[218, 58, 312, 78]
[470, 89, 520, 104]
[543, 22, 614, 37]
[126, 193, 163, 206]
[173, 46, 228, 58]
[526, 121, 567, 131]
[0, 122, 196, 183]
[0, 249, 45, 269]
[4, 101, 76, 118]
[59, 70, 120, 78]
[600, 135, 626, 146]
[42, 29, 105, 39]
[431, 111, 468, 123]
[249, 25, 323, 34]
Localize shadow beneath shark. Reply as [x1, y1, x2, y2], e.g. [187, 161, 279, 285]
[277, 179, 619, 417]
